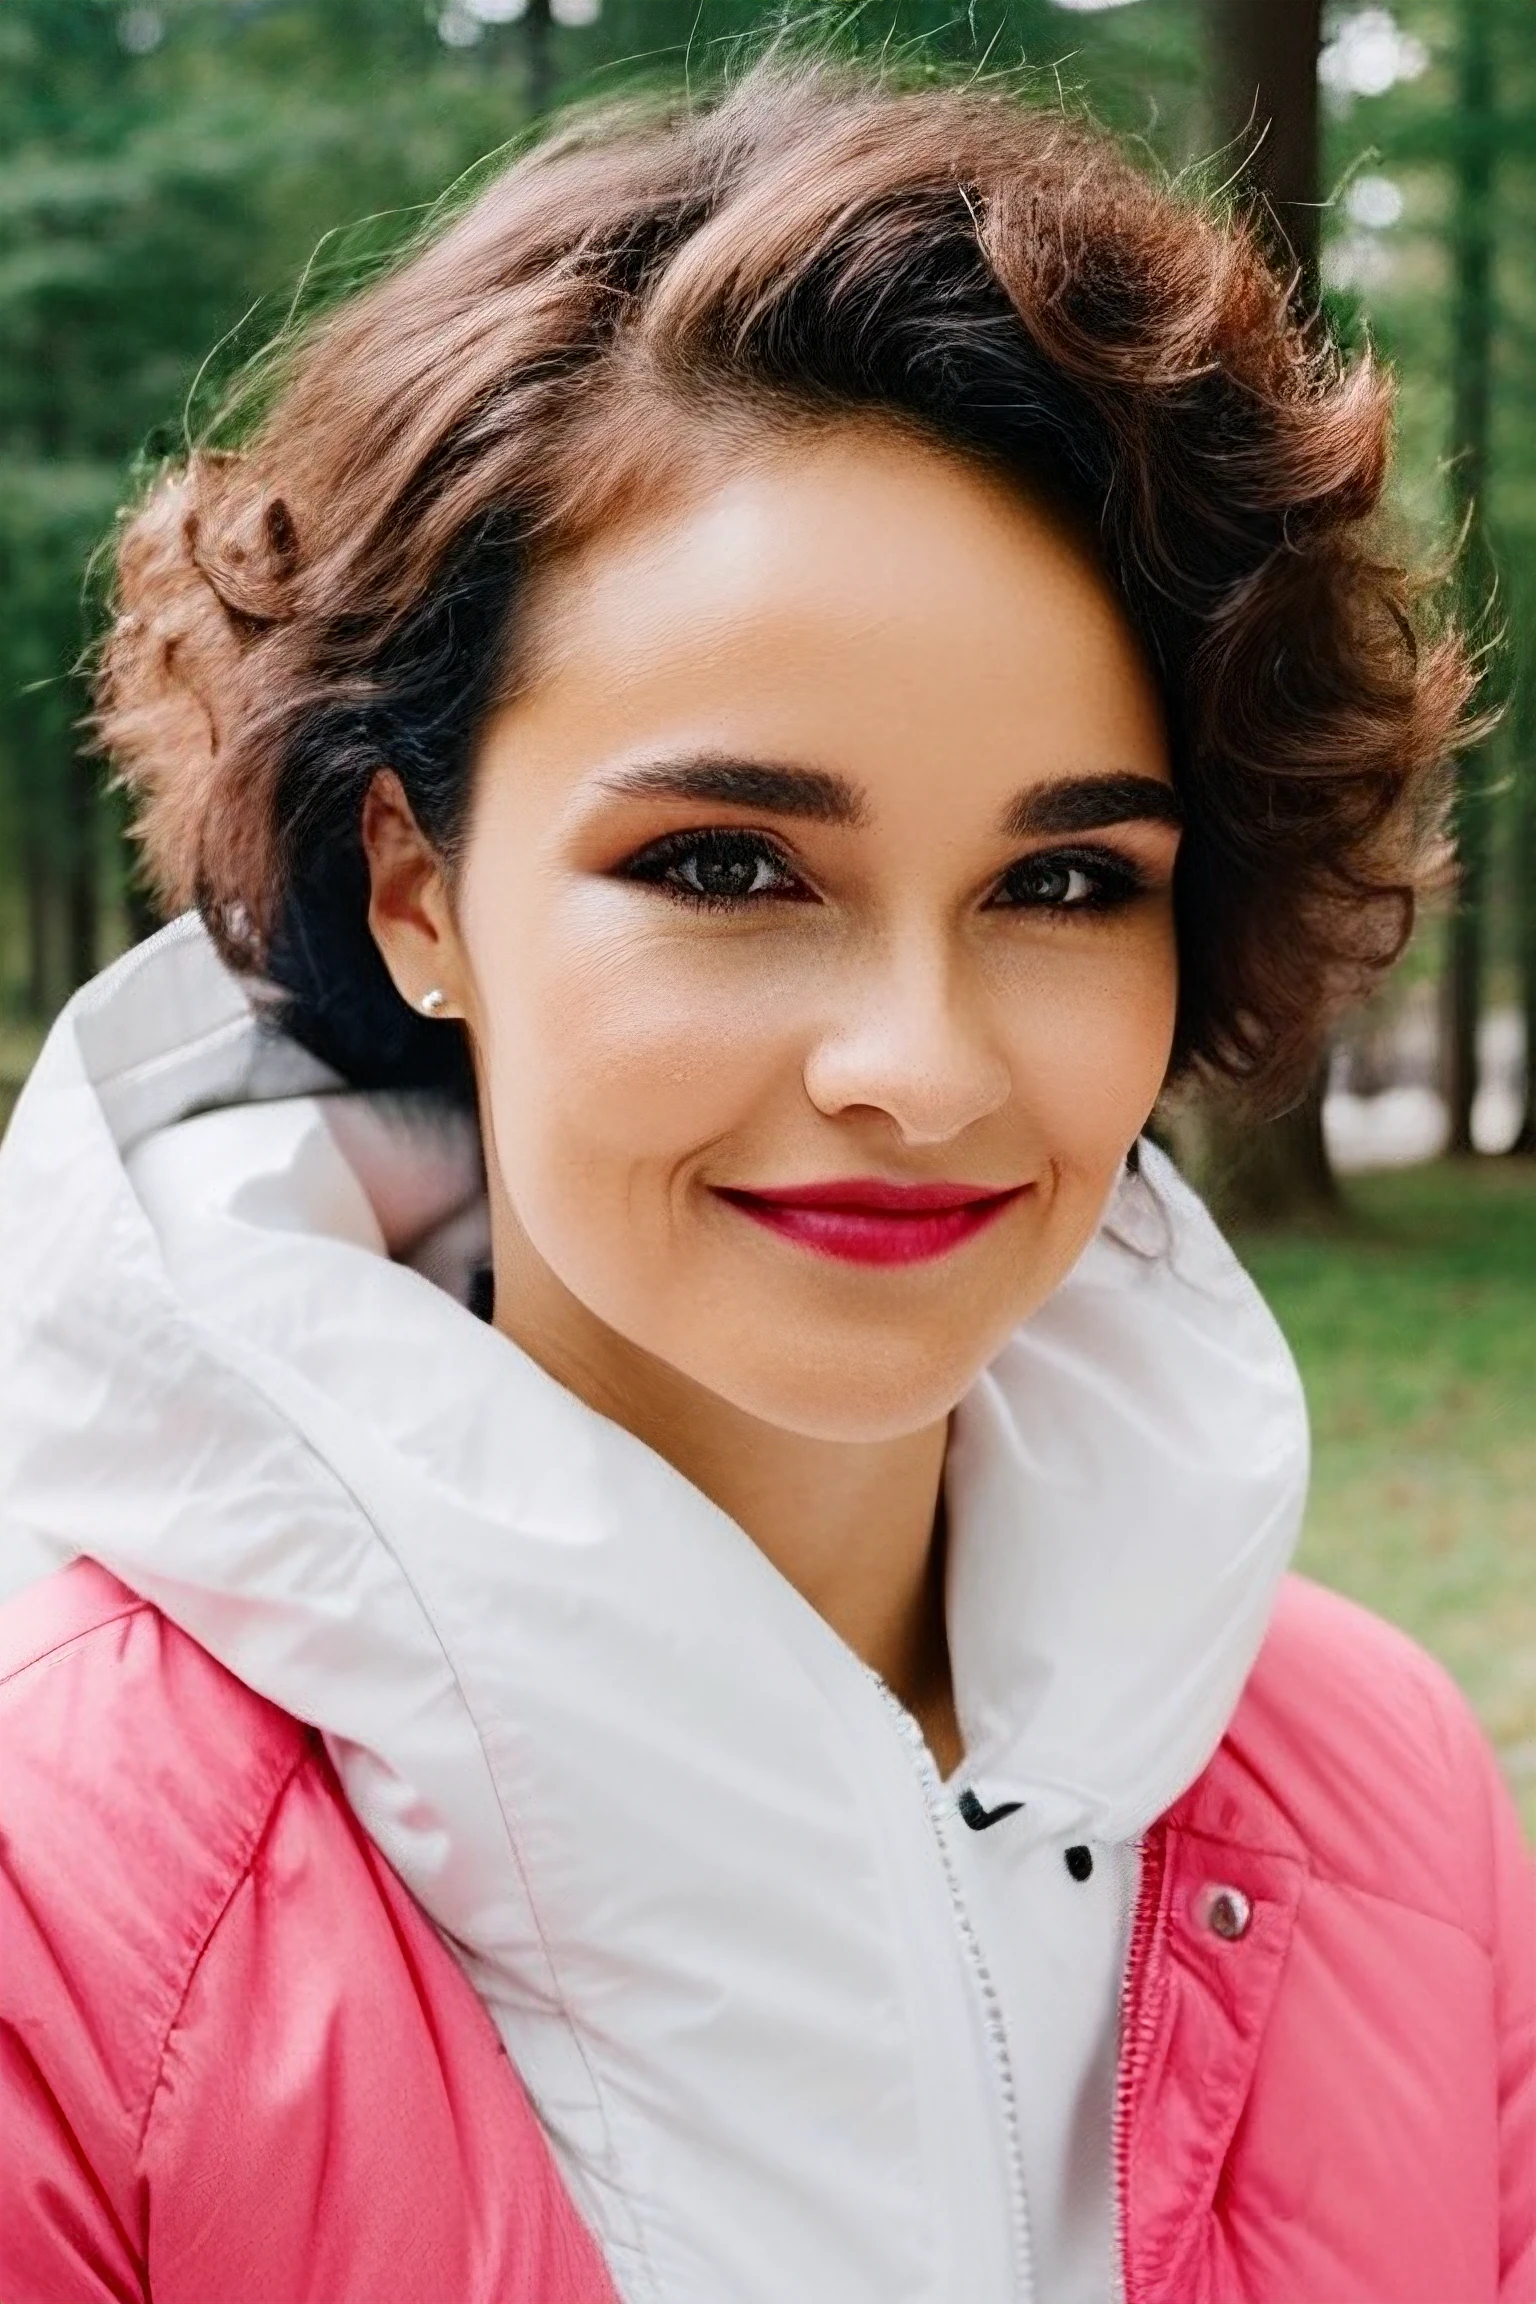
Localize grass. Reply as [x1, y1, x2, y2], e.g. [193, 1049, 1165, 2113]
[1238, 1160, 1536, 1841]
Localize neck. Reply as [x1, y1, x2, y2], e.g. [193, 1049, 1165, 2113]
[488, 1198, 962, 1775]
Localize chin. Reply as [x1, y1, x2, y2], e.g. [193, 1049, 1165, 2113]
[687, 1336, 995, 1446]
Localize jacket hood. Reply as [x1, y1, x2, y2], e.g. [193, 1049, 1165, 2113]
[0, 918, 1309, 2298]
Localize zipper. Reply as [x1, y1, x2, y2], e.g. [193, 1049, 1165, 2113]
[1110, 1826, 1166, 2304]
[874, 1683, 1035, 2304]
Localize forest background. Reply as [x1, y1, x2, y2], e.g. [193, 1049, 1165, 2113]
[2, 0, 1534, 1827]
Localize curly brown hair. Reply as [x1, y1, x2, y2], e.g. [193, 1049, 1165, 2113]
[97, 57, 1475, 1113]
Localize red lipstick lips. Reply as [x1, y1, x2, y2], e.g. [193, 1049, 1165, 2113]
[713, 1177, 1026, 1266]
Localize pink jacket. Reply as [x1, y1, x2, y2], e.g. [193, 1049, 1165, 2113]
[3, 1557, 1532, 2303]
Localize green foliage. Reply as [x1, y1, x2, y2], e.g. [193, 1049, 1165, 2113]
[0, 0, 530, 1005]
[0, 457, 118, 837]
[0, 0, 1208, 1014]
[3, 0, 1533, 1023]
[1315, 0, 1536, 1050]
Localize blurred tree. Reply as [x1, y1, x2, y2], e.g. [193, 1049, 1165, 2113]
[0, 463, 120, 1010]
[1315, 0, 1536, 1160]
[1505, 6, 1536, 1156]
[524, 0, 555, 120]
[1196, 0, 1340, 1223]
[0, 0, 526, 1012]
[0, 0, 1211, 1021]
[1441, 0, 1498, 1155]
[1510, 573, 1536, 1152]
[1205, 0, 1325, 282]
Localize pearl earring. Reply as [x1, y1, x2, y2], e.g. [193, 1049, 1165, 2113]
[419, 988, 447, 1017]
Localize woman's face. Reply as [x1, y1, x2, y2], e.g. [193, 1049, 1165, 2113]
[374, 425, 1179, 1443]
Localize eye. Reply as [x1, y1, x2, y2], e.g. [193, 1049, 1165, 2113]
[989, 847, 1145, 914]
[617, 828, 808, 909]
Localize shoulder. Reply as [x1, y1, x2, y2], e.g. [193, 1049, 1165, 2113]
[1187, 1572, 1523, 1945]
[0, 1553, 311, 1841]
[1243, 1569, 1480, 1782]
[0, 1560, 614, 2304]
[0, 1558, 316, 2138]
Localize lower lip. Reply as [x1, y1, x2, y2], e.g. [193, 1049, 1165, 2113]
[713, 1188, 1025, 1266]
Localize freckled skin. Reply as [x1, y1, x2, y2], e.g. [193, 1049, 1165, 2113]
[364, 424, 1178, 1756]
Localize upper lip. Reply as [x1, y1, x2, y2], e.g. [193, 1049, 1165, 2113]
[714, 1178, 1025, 1213]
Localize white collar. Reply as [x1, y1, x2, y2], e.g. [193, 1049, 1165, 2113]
[0, 914, 1306, 1857]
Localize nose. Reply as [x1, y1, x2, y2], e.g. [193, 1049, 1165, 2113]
[802, 937, 1012, 1146]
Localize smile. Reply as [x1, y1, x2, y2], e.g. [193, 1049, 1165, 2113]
[711, 1178, 1028, 1266]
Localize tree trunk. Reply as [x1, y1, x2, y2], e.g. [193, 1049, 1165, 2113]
[65, 743, 99, 992]
[1204, 0, 1324, 284]
[524, 0, 554, 119]
[1199, 1072, 1337, 1230]
[1442, 0, 1498, 1158]
[1509, 608, 1536, 1154]
[22, 829, 52, 1020]
[123, 864, 160, 948]
[119, 799, 161, 947]
[1198, 0, 1338, 1224]
[1444, 788, 1492, 1153]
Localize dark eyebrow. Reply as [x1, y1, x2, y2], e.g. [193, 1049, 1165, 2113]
[597, 755, 868, 827]
[1002, 774, 1183, 838]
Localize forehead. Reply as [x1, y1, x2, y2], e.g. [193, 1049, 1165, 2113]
[496, 423, 1170, 801]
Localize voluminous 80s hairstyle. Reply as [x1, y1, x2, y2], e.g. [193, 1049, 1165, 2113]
[97, 56, 1475, 1113]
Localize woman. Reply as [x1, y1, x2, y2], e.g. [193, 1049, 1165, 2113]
[1, 57, 1530, 2304]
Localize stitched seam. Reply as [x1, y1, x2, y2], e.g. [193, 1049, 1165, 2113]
[135, 1742, 310, 2162]
[1298, 1863, 1502, 1948]
[1174, 1815, 1497, 1948]
[67, 917, 208, 1033]
[1166, 1820, 1305, 1871]
[0, 1598, 150, 1695]
[88, 1013, 251, 1094]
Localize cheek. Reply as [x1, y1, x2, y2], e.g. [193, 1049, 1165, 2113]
[996, 919, 1177, 1173]
[463, 886, 805, 1219]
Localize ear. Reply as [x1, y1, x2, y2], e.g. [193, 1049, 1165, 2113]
[361, 770, 467, 1019]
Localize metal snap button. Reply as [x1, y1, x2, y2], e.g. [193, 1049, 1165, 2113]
[1196, 1883, 1252, 1941]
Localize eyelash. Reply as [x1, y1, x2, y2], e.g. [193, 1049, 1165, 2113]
[617, 828, 812, 911]
[616, 828, 1150, 916]
[988, 845, 1149, 915]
